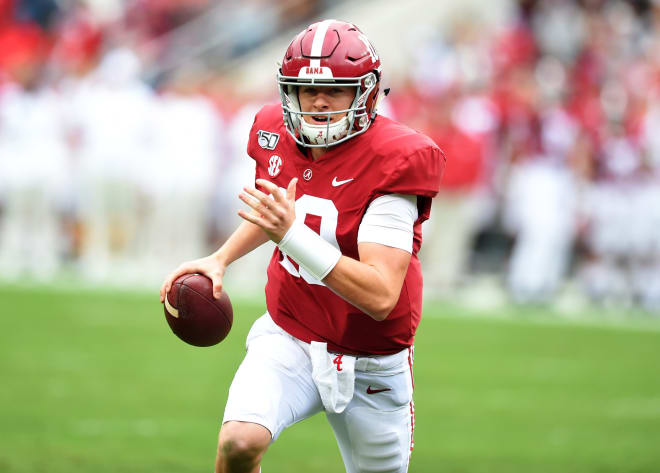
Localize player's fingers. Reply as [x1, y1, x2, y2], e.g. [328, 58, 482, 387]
[239, 191, 285, 227]
[164, 259, 203, 293]
[239, 191, 271, 215]
[242, 186, 269, 204]
[208, 273, 223, 299]
[256, 179, 284, 202]
[286, 178, 298, 203]
[238, 209, 265, 226]
[238, 191, 259, 209]
[238, 210, 280, 239]
[161, 272, 179, 301]
[160, 268, 184, 302]
[242, 187, 281, 216]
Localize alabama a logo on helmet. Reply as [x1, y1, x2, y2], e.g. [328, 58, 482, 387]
[258, 130, 280, 150]
[268, 155, 283, 177]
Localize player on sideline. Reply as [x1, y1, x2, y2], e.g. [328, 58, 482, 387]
[160, 20, 445, 473]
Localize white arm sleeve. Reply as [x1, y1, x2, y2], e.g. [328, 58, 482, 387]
[357, 194, 418, 253]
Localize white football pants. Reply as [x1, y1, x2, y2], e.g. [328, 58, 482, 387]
[223, 314, 415, 473]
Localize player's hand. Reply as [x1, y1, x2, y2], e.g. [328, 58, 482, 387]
[238, 178, 297, 243]
[160, 255, 227, 302]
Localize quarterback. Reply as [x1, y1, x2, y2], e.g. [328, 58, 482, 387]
[160, 20, 445, 473]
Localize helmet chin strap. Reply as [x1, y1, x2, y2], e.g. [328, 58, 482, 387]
[300, 115, 350, 146]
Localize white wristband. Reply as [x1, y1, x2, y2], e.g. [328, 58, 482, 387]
[278, 221, 342, 281]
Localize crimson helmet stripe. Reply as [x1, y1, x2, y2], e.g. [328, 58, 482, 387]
[309, 19, 336, 69]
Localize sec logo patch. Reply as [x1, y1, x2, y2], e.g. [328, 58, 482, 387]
[268, 155, 283, 177]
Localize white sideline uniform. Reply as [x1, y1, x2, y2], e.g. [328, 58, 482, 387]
[223, 314, 415, 473]
[223, 194, 418, 473]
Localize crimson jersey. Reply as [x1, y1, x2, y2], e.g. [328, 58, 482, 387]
[247, 104, 445, 355]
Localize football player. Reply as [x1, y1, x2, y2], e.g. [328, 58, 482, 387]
[160, 20, 445, 473]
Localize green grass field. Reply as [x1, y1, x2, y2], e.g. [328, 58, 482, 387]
[2, 285, 660, 473]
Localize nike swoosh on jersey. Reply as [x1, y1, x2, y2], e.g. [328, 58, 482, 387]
[366, 386, 392, 395]
[332, 177, 354, 187]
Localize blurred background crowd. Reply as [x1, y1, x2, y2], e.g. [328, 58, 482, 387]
[0, 0, 659, 313]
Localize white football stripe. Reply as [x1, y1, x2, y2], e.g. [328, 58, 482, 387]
[309, 19, 335, 69]
[164, 294, 179, 318]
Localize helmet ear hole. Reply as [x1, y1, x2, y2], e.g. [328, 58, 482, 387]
[362, 73, 376, 91]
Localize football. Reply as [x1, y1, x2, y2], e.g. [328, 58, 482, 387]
[164, 274, 233, 347]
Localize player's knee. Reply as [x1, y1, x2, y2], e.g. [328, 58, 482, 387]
[217, 421, 271, 467]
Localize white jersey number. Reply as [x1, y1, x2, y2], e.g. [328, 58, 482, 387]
[279, 194, 339, 286]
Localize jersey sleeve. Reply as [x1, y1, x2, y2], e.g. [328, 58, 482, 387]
[246, 103, 282, 191]
[381, 144, 445, 196]
[357, 194, 418, 252]
[375, 143, 446, 223]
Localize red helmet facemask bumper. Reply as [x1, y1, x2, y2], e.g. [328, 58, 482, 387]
[278, 20, 382, 148]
